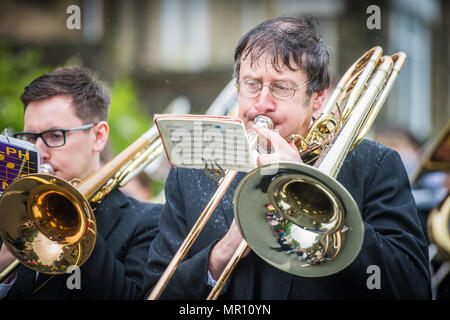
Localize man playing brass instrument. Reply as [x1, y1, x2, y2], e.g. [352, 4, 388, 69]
[143, 17, 431, 299]
[0, 66, 161, 299]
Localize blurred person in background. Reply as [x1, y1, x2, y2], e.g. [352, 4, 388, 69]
[375, 123, 450, 299]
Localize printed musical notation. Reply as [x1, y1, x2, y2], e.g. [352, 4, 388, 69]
[154, 114, 254, 172]
[0, 137, 39, 194]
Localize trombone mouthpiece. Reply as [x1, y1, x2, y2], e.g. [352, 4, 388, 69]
[254, 115, 274, 130]
[249, 115, 274, 158]
[39, 163, 54, 175]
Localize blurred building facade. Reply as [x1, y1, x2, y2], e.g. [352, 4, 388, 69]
[0, 0, 448, 141]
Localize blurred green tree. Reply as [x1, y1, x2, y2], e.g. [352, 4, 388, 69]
[0, 45, 50, 134]
[108, 77, 152, 155]
[0, 45, 152, 154]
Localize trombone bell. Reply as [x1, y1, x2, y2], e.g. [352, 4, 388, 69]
[234, 162, 364, 277]
[427, 194, 450, 261]
[0, 174, 96, 275]
[268, 173, 344, 234]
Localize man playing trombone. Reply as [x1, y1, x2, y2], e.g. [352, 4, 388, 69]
[0, 66, 162, 299]
[143, 16, 431, 299]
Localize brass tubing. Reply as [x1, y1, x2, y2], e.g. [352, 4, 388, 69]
[77, 127, 160, 199]
[147, 169, 238, 300]
[0, 259, 20, 283]
[0, 126, 161, 282]
[147, 115, 274, 300]
[209, 48, 406, 295]
[206, 239, 248, 300]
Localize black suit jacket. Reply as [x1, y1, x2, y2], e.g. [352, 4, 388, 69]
[143, 140, 431, 299]
[4, 189, 162, 300]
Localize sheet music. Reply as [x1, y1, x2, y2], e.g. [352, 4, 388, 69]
[154, 114, 254, 172]
[0, 134, 40, 195]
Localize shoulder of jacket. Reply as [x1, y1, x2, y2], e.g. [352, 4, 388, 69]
[349, 139, 397, 162]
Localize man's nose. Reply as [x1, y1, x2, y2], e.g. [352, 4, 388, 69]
[254, 85, 276, 113]
[35, 138, 50, 160]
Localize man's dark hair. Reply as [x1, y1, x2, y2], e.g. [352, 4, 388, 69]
[20, 66, 110, 122]
[234, 16, 330, 95]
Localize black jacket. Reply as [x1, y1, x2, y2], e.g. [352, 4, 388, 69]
[143, 140, 431, 299]
[4, 189, 162, 300]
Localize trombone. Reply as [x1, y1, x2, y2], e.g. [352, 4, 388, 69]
[147, 114, 274, 300]
[0, 126, 162, 282]
[428, 193, 450, 262]
[209, 48, 406, 298]
[0, 80, 239, 283]
[148, 47, 407, 299]
[410, 120, 450, 186]
[415, 120, 450, 260]
[410, 120, 450, 298]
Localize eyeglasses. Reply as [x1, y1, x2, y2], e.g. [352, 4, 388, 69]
[237, 79, 310, 100]
[14, 123, 98, 148]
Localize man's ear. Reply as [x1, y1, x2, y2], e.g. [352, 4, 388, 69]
[91, 121, 109, 153]
[310, 89, 327, 119]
